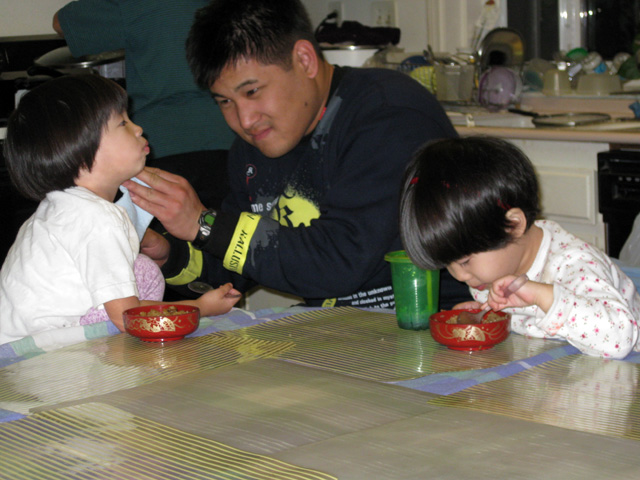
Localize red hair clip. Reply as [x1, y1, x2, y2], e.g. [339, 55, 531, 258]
[497, 199, 512, 210]
[410, 177, 419, 185]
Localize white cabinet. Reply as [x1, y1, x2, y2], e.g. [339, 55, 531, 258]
[536, 166, 595, 222]
[508, 139, 608, 248]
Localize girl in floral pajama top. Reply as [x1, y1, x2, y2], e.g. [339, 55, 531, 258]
[399, 136, 640, 359]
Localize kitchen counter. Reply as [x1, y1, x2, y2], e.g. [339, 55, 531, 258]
[446, 93, 640, 146]
[454, 122, 640, 144]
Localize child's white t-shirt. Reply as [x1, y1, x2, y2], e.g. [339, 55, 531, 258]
[471, 220, 640, 358]
[0, 187, 140, 345]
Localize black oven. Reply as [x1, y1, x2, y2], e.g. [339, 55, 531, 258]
[598, 149, 640, 258]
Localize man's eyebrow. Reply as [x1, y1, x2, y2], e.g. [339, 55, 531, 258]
[234, 79, 258, 91]
[211, 79, 259, 97]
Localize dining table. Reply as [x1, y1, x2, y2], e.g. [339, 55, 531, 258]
[0, 305, 639, 479]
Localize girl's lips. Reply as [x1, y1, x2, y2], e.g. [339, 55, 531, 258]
[474, 284, 488, 291]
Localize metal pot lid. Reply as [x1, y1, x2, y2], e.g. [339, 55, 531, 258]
[532, 112, 612, 127]
[34, 46, 125, 69]
[478, 28, 524, 71]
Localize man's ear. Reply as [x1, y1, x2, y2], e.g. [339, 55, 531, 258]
[292, 39, 319, 78]
[505, 208, 528, 238]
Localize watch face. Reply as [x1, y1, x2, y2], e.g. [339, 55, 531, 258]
[203, 212, 216, 226]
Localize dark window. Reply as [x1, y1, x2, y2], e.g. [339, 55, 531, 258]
[507, 0, 640, 61]
[586, 0, 640, 58]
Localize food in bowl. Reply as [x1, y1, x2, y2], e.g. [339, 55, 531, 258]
[429, 309, 510, 351]
[448, 311, 504, 324]
[123, 304, 200, 342]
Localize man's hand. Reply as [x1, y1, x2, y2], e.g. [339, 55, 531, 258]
[140, 229, 170, 267]
[124, 167, 204, 241]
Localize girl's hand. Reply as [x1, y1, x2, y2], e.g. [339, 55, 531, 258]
[486, 275, 532, 310]
[195, 282, 242, 317]
[452, 300, 482, 310]
[486, 276, 553, 313]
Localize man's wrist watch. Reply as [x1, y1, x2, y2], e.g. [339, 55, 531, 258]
[192, 208, 217, 249]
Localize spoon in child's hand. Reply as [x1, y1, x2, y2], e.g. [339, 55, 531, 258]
[456, 274, 529, 325]
[188, 281, 242, 298]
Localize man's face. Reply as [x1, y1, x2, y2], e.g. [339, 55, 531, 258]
[210, 56, 321, 158]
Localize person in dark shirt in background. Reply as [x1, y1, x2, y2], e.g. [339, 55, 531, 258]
[124, 0, 471, 309]
[53, 0, 235, 210]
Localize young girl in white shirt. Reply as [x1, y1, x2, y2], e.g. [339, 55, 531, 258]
[400, 136, 640, 358]
[0, 75, 240, 345]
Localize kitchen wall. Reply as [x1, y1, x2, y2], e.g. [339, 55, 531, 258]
[2, 0, 499, 57]
[303, 0, 506, 55]
[2, 0, 69, 37]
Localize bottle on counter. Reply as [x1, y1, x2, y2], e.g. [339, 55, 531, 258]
[582, 52, 607, 74]
[566, 50, 608, 88]
[610, 52, 631, 75]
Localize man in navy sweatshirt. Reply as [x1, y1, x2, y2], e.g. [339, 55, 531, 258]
[125, 0, 470, 309]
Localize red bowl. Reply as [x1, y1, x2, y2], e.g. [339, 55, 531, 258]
[123, 304, 200, 342]
[429, 309, 510, 351]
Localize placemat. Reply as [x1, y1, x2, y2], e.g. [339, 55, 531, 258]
[0, 332, 293, 416]
[0, 306, 305, 368]
[15, 361, 640, 480]
[428, 354, 640, 441]
[233, 307, 570, 382]
[0, 402, 336, 480]
[393, 344, 580, 395]
[36, 360, 440, 458]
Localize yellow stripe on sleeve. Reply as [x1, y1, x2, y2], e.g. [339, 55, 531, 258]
[166, 243, 204, 285]
[223, 212, 261, 274]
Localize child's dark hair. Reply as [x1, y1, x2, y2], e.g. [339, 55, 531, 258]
[186, 0, 322, 89]
[400, 136, 540, 270]
[3, 74, 127, 201]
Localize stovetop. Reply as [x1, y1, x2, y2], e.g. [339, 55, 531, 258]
[0, 34, 66, 72]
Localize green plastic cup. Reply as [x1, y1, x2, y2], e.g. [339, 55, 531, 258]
[384, 250, 440, 330]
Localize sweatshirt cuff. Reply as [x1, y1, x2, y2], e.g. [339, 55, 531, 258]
[160, 234, 191, 280]
[198, 211, 241, 259]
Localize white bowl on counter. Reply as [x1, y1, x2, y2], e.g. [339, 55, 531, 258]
[577, 74, 623, 96]
[321, 45, 380, 67]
